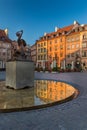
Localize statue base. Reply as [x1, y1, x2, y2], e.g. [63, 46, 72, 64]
[6, 61, 34, 89]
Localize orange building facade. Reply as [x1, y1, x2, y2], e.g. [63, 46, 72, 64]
[36, 21, 87, 70]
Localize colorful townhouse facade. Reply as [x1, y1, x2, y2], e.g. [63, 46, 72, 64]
[0, 28, 32, 69]
[36, 21, 87, 70]
[0, 29, 12, 68]
[36, 37, 48, 69]
[30, 43, 37, 65]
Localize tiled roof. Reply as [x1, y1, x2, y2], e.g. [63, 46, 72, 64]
[38, 22, 87, 41]
[46, 24, 74, 36]
[57, 24, 74, 33]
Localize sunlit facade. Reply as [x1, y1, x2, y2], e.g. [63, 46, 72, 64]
[0, 29, 12, 68]
[36, 21, 87, 69]
[36, 38, 48, 69]
[80, 25, 87, 67]
[30, 43, 37, 65]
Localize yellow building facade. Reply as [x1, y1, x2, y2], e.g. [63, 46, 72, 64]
[36, 38, 48, 69]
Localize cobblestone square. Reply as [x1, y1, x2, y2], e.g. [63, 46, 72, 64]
[0, 71, 87, 130]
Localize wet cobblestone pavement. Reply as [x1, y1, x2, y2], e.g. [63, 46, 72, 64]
[0, 71, 87, 130]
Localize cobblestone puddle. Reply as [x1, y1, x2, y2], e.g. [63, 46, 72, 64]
[0, 80, 78, 112]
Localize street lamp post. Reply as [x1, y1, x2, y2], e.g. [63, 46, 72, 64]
[74, 54, 82, 71]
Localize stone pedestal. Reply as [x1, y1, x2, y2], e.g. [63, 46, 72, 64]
[6, 61, 34, 89]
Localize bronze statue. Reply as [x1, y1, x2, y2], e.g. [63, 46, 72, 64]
[12, 30, 31, 60]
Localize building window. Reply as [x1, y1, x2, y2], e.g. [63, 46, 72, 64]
[67, 45, 71, 50]
[44, 55, 46, 60]
[75, 28, 79, 32]
[7, 53, 10, 56]
[41, 55, 43, 60]
[67, 54, 70, 58]
[82, 51, 87, 57]
[60, 53, 63, 57]
[38, 49, 40, 53]
[50, 47, 52, 51]
[2, 43, 6, 48]
[50, 88, 52, 92]
[76, 51, 80, 55]
[72, 44, 75, 49]
[55, 53, 57, 58]
[83, 34, 87, 39]
[76, 44, 79, 48]
[38, 44, 40, 47]
[71, 53, 74, 57]
[44, 48, 46, 52]
[60, 90, 63, 94]
[50, 41, 52, 44]
[55, 40, 57, 43]
[3, 52, 6, 56]
[38, 55, 40, 60]
[82, 42, 87, 48]
[6, 44, 9, 48]
[41, 48, 43, 53]
[53, 34, 56, 38]
[79, 27, 83, 31]
[41, 43, 43, 47]
[55, 46, 57, 51]
[67, 38, 71, 42]
[60, 45, 63, 49]
[48, 36, 51, 39]
[44, 42, 46, 46]
[50, 94, 52, 98]
[60, 38, 62, 42]
[1, 36, 5, 41]
[76, 36, 80, 41]
[71, 37, 75, 42]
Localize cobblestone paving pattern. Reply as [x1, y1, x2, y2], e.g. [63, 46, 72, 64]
[0, 71, 87, 130]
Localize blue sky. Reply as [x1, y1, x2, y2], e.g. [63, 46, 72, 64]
[0, 0, 87, 45]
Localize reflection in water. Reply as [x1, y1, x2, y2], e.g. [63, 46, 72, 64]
[35, 80, 76, 103]
[0, 80, 77, 110]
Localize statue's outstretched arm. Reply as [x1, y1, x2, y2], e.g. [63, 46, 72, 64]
[16, 30, 23, 40]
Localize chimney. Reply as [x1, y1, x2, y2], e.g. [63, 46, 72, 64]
[74, 20, 80, 25]
[74, 21, 77, 25]
[44, 32, 47, 36]
[4, 28, 8, 36]
[55, 27, 58, 32]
